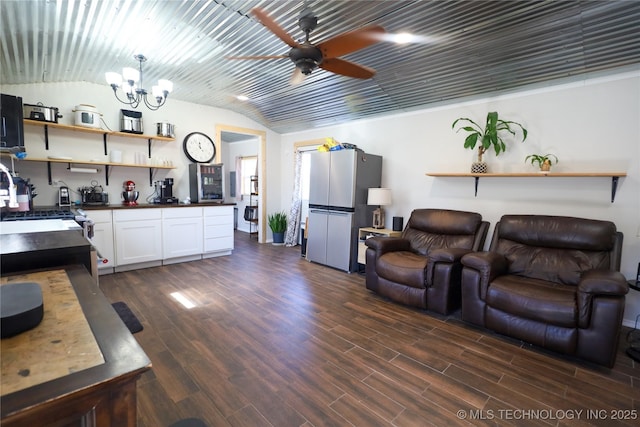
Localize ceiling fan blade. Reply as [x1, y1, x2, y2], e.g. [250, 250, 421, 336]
[320, 58, 376, 79]
[252, 7, 298, 48]
[226, 55, 288, 60]
[318, 25, 385, 59]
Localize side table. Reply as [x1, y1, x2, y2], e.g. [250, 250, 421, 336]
[357, 227, 402, 265]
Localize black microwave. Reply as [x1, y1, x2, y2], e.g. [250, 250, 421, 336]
[189, 163, 225, 203]
[1, 93, 25, 153]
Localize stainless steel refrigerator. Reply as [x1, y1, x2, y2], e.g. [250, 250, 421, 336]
[307, 149, 382, 272]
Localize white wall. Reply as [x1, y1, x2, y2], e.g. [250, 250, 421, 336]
[279, 70, 640, 327]
[1, 81, 279, 211]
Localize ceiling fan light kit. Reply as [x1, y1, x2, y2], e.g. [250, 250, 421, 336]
[105, 54, 173, 111]
[228, 7, 385, 81]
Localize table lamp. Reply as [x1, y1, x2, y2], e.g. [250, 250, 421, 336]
[368, 188, 392, 229]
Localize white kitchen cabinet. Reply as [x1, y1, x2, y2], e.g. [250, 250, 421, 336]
[86, 209, 115, 273]
[114, 208, 163, 269]
[162, 207, 203, 263]
[203, 205, 234, 257]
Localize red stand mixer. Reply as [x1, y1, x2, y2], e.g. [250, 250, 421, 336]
[122, 180, 139, 206]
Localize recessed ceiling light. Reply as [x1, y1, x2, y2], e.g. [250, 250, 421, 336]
[236, 95, 249, 101]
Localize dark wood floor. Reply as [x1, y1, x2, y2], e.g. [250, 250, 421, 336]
[99, 232, 639, 427]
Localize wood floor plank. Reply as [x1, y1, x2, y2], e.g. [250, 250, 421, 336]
[97, 232, 639, 427]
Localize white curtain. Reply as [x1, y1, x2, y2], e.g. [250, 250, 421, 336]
[284, 150, 303, 246]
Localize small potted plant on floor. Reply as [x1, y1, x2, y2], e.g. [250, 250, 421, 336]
[268, 211, 287, 245]
[525, 153, 558, 172]
[452, 111, 528, 173]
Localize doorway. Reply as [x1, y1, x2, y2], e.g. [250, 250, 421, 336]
[217, 124, 267, 243]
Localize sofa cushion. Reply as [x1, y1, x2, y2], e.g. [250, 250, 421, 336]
[377, 251, 427, 289]
[486, 275, 577, 327]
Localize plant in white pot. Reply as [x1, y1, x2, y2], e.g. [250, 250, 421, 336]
[452, 111, 528, 173]
[268, 211, 287, 245]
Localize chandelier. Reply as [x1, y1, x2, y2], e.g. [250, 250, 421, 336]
[105, 54, 173, 111]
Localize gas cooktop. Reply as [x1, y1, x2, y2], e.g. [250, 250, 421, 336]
[1, 209, 76, 221]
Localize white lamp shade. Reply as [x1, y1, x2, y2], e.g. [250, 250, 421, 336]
[158, 79, 173, 93]
[105, 72, 122, 86]
[122, 67, 139, 83]
[368, 188, 392, 205]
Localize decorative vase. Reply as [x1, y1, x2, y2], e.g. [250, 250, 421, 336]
[540, 160, 551, 172]
[471, 148, 488, 173]
[471, 162, 488, 173]
[272, 231, 285, 245]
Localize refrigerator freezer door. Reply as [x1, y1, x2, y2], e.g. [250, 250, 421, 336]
[306, 209, 353, 272]
[326, 211, 353, 271]
[307, 209, 328, 265]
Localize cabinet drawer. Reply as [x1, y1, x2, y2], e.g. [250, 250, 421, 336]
[204, 223, 232, 239]
[204, 215, 233, 226]
[203, 206, 234, 217]
[204, 236, 234, 252]
[114, 208, 161, 221]
[162, 207, 202, 219]
[86, 209, 112, 223]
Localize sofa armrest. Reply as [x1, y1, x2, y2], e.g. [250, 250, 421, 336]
[461, 252, 509, 300]
[461, 251, 508, 278]
[429, 247, 472, 263]
[577, 270, 628, 328]
[578, 270, 629, 296]
[364, 236, 410, 256]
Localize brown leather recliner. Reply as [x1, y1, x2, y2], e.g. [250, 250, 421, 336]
[461, 215, 628, 367]
[365, 209, 489, 314]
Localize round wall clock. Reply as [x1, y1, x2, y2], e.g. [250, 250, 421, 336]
[183, 132, 216, 163]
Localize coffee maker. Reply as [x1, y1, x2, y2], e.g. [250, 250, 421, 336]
[154, 178, 177, 204]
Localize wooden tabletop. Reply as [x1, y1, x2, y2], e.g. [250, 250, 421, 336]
[1, 269, 104, 395]
[1, 265, 151, 422]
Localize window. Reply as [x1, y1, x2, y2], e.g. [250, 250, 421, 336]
[241, 156, 258, 195]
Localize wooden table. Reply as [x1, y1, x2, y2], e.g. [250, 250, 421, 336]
[1, 265, 151, 427]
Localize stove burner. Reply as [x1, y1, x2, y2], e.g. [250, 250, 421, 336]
[1, 210, 76, 221]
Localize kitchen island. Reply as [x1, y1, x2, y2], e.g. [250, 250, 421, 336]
[0, 265, 151, 427]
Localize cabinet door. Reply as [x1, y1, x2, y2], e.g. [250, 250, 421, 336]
[114, 219, 162, 265]
[162, 217, 203, 259]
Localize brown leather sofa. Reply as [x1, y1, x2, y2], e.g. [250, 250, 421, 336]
[365, 209, 489, 314]
[461, 215, 628, 367]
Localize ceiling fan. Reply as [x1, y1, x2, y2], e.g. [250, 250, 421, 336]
[229, 7, 385, 82]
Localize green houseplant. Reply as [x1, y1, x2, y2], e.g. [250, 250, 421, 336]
[268, 211, 287, 245]
[452, 111, 528, 173]
[525, 153, 558, 172]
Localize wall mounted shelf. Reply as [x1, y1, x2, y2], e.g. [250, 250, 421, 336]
[23, 119, 174, 156]
[426, 172, 627, 202]
[9, 156, 175, 186]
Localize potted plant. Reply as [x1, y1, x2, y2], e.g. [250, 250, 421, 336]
[525, 153, 558, 172]
[268, 211, 287, 245]
[452, 111, 528, 173]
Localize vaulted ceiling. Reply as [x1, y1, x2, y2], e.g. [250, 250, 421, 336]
[2, 0, 639, 134]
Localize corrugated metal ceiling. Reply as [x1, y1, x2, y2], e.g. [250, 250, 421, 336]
[1, 0, 639, 134]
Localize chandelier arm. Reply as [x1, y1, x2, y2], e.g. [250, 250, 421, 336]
[110, 86, 137, 107]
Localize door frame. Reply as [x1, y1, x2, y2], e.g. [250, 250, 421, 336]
[216, 124, 267, 243]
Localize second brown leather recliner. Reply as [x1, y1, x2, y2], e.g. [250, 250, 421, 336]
[365, 209, 489, 314]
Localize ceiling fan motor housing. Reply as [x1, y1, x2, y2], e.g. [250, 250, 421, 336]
[290, 44, 323, 74]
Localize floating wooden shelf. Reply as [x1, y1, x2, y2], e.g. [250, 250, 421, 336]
[426, 172, 628, 202]
[20, 120, 177, 185]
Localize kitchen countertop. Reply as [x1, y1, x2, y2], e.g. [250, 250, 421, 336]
[76, 202, 236, 210]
